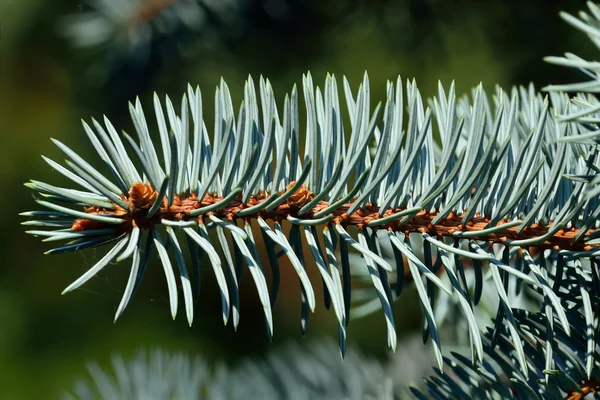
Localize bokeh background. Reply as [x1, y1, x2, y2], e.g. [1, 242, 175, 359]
[0, 0, 592, 397]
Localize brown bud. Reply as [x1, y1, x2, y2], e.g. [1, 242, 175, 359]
[287, 184, 313, 208]
[128, 182, 158, 210]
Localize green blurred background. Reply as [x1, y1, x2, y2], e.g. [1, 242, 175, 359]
[0, 0, 592, 397]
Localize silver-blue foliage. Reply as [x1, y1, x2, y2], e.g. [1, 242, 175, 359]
[22, 3, 600, 384]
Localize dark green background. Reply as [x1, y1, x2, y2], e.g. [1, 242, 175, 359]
[0, 0, 591, 397]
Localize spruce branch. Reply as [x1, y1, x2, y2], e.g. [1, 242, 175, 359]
[66, 340, 414, 400]
[61, 0, 248, 82]
[545, 2, 600, 206]
[415, 292, 600, 399]
[22, 67, 599, 369]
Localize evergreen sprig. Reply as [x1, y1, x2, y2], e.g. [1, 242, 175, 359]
[66, 341, 396, 400]
[22, 4, 600, 380]
[62, 0, 246, 80]
[414, 294, 600, 399]
[545, 1, 600, 204]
